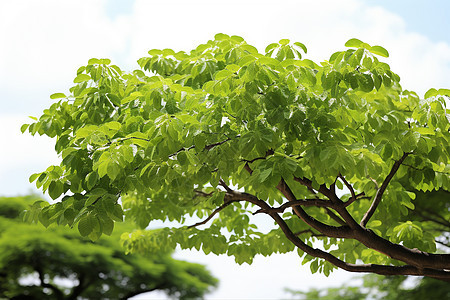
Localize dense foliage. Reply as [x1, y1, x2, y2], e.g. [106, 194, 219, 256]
[0, 196, 217, 299]
[23, 34, 450, 280]
[286, 273, 450, 300]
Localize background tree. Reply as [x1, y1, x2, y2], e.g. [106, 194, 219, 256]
[0, 196, 218, 300]
[22, 34, 450, 280]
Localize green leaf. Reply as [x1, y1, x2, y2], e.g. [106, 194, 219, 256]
[293, 42, 307, 53]
[20, 123, 30, 133]
[29, 173, 41, 183]
[345, 38, 364, 48]
[78, 215, 93, 236]
[50, 93, 66, 99]
[259, 168, 273, 182]
[48, 181, 64, 200]
[86, 172, 98, 190]
[73, 74, 91, 83]
[102, 217, 114, 236]
[279, 39, 290, 45]
[424, 88, 438, 98]
[265, 43, 279, 54]
[369, 45, 389, 57]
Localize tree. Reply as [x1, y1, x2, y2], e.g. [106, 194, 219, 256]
[285, 274, 450, 300]
[0, 196, 218, 299]
[22, 34, 450, 280]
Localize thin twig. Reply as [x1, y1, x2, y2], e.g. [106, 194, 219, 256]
[339, 173, 356, 201]
[187, 201, 234, 228]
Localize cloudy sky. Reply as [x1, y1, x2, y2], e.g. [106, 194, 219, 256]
[1, 0, 449, 299]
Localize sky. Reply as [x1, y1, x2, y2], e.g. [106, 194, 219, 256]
[0, 0, 449, 299]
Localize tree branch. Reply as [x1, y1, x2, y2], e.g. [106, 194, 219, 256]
[253, 198, 336, 215]
[360, 152, 410, 227]
[276, 178, 353, 238]
[187, 200, 236, 228]
[219, 179, 233, 193]
[260, 198, 450, 280]
[339, 173, 356, 200]
[294, 229, 325, 237]
[324, 207, 347, 226]
[344, 192, 369, 207]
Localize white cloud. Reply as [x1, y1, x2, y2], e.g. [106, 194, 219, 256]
[0, 0, 449, 298]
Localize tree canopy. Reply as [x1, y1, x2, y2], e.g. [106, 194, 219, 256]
[22, 34, 450, 280]
[0, 196, 217, 299]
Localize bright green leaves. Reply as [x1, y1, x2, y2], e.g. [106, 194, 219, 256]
[73, 73, 91, 83]
[388, 221, 436, 252]
[50, 92, 66, 99]
[23, 34, 450, 277]
[265, 39, 307, 60]
[369, 45, 389, 58]
[93, 146, 132, 181]
[424, 87, 450, 99]
[345, 38, 389, 57]
[345, 38, 365, 48]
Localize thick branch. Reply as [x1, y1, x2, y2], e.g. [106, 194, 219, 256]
[240, 158, 450, 271]
[361, 152, 410, 227]
[266, 207, 450, 280]
[292, 176, 360, 228]
[253, 198, 336, 215]
[295, 229, 326, 237]
[276, 178, 353, 238]
[324, 207, 347, 226]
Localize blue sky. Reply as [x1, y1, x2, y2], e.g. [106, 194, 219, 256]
[366, 0, 449, 44]
[0, 0, 449, 299]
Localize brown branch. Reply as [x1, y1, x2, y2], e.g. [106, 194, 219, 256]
[194, 190, 214, 198]
[219, 179, 233, 193]
[241, 149, 275, 164]
[264, 200, 450, 280]
[344, 192, 369, 207]
[360, 152, 410, 227]
[339, 173, 356, 200]
[204, 137, 232, 150]
[276, 178, 353, 238]
[253, 198, 336, 215]
[187, 201, 235, 228]
[324, 207, 347, 226]
[240, 156, 450, 270]
[169, 136, 235, 158]
[294, 229, 325, 237]
[293, 176, 337, 201]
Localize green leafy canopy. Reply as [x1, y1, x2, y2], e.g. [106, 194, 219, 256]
[0, 196, 218, 300]
[23, 34, 450, 280]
